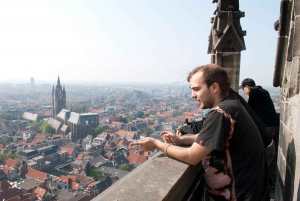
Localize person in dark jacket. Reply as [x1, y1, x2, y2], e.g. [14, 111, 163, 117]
[240, 78, 279, 188]
[240, 78, 279, 128]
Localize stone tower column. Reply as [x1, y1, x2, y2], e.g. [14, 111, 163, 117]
[208, 0, 246, 91]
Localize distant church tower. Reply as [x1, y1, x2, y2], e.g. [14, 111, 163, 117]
[52, 76, 66, 118]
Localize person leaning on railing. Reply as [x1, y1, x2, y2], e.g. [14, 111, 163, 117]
[130, 64, 271, 201]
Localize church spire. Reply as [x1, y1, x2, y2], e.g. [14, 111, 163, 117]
[57, 75, 61, 86]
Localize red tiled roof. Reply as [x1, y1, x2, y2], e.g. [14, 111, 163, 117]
[111, 121, 123, 126]
[26, 169, 48, 182]
[52, 134, 63, 138]
[183, 112, 194, 116]
[34, 187, 46, 199]
[86, 181, 99, 189]
[116, 130, 138, 139]
[0, 188, 24, 200]
[60, 147, 74, 155]
[34, 134, 47, 140]
[59, 175, 71, 184]
[1, 165, 15, 174]
[117, 140, 124, 146]
[0, 180, 12, 190]
[90, 109, 101, 113]
[70, 181, 80, 190]
[69, 175, 77, 182]
[74, 173, 87, 182]
[127, 153, 147, 165]
[43, 110, 52, 117]
[5, 158, 18, 168]
[76, 154, 84, 160]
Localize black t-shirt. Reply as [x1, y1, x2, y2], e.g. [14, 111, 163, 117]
[248, 86, 279, 127]
[196, 97, 270, 201]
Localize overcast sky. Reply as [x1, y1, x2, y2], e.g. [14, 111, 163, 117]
[0, 0, 280, 86]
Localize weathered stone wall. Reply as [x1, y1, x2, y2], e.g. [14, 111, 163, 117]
[275, 0, 300, 200]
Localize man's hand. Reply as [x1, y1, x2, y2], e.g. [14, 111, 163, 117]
[160, 131, 181, 145]
[176, 127, 182, 137]
[129, 137, 158, 151]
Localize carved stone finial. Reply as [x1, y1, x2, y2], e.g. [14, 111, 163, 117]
[214, 30, 223, 37]
[238, 11, 245, 18]
[240, 30, 247, 36]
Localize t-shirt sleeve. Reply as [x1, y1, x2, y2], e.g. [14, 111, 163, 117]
[195, 110, 230, 151]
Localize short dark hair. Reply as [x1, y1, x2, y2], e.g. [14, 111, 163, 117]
[187, 64, 229, 96]
[240, 78, 256, 88]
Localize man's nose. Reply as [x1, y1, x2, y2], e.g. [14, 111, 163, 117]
[191, 91, 196, 98]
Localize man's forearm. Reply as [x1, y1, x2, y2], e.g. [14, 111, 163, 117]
[154, 138, 212, 165]
[179, 134, 198, 145]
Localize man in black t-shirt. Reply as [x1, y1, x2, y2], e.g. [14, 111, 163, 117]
[130, 64, 270, 201]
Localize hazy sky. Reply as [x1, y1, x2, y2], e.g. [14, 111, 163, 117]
[0, 0, 280, 86]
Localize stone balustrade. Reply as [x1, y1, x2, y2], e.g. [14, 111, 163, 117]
[92, 151, 204, 201]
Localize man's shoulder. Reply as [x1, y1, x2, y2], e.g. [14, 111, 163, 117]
[211, 99, 244, 117]
[218, 98, 240, 108]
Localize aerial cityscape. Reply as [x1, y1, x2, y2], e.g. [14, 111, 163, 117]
[1, 0, 294, 200]
[0, 74, 281, 200]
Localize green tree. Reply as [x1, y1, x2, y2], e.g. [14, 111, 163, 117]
[14, 149, 20, 157]
[172, 105, 179, 110]
[126, 114, 134, 122]
[3, 137, 12, 146]
[91, 99, 96, 106]
[136, 111, 144, 118]
[150, 111, 157, 115]
[118, 163, 131, 171]
[145, 128, 154, 136]
[0, 152, 7, 161]
[0, 112, 14, 120]
[41, 122, 54, 135]
[6, 151, 15, 159]
[118, 116, 128, 123]
[88, 168, 103, 181]
[26, 120, 45, 130]
[93, 126, 104, 138]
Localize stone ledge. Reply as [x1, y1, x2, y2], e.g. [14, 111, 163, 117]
[92, 151, 203, 201]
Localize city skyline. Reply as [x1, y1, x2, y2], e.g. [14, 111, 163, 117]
[0, 1, 280, 87]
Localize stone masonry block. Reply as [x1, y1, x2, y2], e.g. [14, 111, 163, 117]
[293, 139, 300, 200]
[285, 61, 293, 86]
[291, 104, 299, 136]
[293, 16, 300, 56]
[286, 21, 294, 61]
[277, 146, 287, 184]
[279, 124, 291, 158]
[286, 103, 293, 129]
[288, 104, 297, 134]
[295, 0, 300, 17]
[288, 56, 300, 97]
[280, 102, 287, 125]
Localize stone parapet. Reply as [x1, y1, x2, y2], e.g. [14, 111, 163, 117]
[92, 151, 203, 201]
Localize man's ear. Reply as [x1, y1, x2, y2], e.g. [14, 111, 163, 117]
[211, 83, 220, 94]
